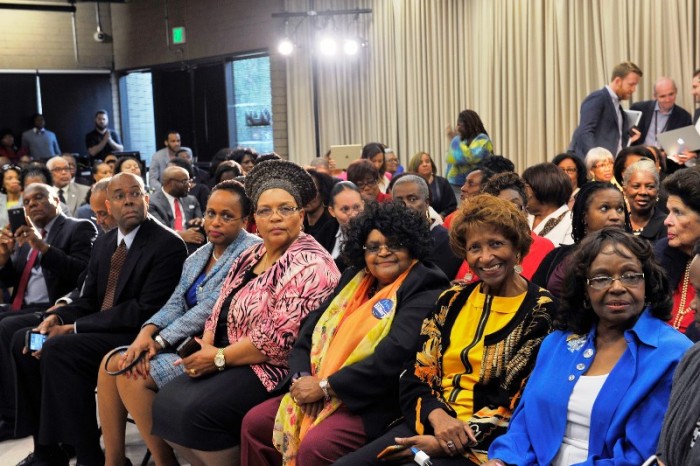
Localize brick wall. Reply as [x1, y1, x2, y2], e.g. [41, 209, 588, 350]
[0, 3, 113, 70]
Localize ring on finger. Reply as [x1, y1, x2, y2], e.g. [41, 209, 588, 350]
[189, 368, 196, 375]
[446, 440, 456, 449]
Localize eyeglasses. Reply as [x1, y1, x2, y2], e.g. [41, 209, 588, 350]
[1, 164, 21, 172]
[204, 210, 243, 223]
[560, 167, 577, 174]
[171, 178, 191, 185]
[586, 272, 644, 290]
[363, 240, 406, 254]
[111, 190, 145, 202]
[355, 179, 378, 189]
[254, 206, 300, 218]
[593, 161, 613, 170]
[50, 167, 71, 173]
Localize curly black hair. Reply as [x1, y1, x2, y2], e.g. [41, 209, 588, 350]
[571, 182, 631, 242]
[558, 228, 672, 334]
[341, 201, 433, 269]
[211, 179, 252, 217]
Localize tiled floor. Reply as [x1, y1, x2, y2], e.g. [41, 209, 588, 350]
[0, 423, 152, 465]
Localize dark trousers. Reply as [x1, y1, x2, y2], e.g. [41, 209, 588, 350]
[12, 329, 133, 460]
[0, 309, 46, 419]
[333, 422, 476, 466]
[241, 394, 367, 466]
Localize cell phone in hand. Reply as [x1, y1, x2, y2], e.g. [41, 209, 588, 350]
[376, 444, 407, 459]
[25, 330, 47, 352]
[176, 336, 201, 358]
[8, 207, 27, 234]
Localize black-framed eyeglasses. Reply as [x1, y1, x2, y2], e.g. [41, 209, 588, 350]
[363, 240, 406, 254]
[356, 179, 378, 189]
[586, 272, 644, 290]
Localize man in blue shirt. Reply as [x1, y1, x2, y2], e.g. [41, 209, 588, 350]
[20, 114, 60, 161]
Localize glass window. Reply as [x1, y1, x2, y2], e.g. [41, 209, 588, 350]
[228, 56, 273, 153]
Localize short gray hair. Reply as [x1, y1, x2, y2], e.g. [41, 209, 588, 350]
[585, 147, 614, 172]
[391, 174, 430, 201]
[623, 159, 659, 187]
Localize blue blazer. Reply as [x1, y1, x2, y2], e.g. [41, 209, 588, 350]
[145, 229, 261, 347]
[489, 309, 691, 466]
[570, 87, 628, 159]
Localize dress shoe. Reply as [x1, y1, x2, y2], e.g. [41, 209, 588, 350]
[0, 418, 17, 441]
[15, 451, 69, 466]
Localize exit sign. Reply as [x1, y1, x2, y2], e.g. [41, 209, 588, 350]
[172, 26, 186, 45]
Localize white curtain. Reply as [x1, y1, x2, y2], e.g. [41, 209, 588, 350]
[284, 0, 698, 173]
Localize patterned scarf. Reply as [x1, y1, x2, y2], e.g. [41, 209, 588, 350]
[272, 263, 415, 465]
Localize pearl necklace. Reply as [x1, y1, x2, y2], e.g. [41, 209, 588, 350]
[672, 260, 693, 330]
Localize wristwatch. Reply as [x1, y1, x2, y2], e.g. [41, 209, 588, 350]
[154, 335, 168, 349]
[214, 348, 226, 371]
[319, 378, 331, 401]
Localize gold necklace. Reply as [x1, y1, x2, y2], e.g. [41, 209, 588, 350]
[673, 260, 693, 329]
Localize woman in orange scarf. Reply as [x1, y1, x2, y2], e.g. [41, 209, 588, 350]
[240, 201, 450, 466]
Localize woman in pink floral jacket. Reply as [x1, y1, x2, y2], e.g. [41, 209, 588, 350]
[151, 160, 340, 466]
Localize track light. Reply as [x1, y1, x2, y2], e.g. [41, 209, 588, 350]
[343, 38, 359, 55]
[278, 38, 295, 56]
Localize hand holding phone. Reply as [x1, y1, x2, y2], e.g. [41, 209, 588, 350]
[376, 444, 408, 459]
[176, 336, 202, 358]
[25, 330, 47, 352]
[8, 208, 27, 234]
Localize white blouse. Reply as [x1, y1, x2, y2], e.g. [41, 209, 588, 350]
[552, 373, 609, 466]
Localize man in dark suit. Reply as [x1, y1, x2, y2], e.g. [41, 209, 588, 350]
[570, 62, 643, 159]
[630, 77, 693, 146]
[10, 173, 187, 466]
[149, 165, 204, 253]
[0, 183, 97, 441]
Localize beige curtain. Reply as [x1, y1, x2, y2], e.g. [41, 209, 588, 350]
[284, 0, 698, 173]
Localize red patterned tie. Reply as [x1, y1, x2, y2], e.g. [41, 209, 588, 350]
[11, 230, 46, 311]
[101, 240, 127, 311]
[173, 198, 184, 231]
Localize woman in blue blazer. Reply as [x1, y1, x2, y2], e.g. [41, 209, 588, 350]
[97, 180, 261, 466]
[487, 228, 692, 466]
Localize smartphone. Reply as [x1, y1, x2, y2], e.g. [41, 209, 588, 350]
[25, 330, 47, 352]
[376, 444, 407, 459]
[176, 336, 201, 358]
[8, 208, 27, 233]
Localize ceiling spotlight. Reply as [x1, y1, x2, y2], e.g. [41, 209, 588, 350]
[278, 38, 294, 56]
[343, 38, 359, 55]
[318, 36, 337, 56]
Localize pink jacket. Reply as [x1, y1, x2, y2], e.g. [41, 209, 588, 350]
[205, 233, 340, 390]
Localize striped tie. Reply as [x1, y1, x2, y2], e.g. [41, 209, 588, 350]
[101, 240, 127, 311]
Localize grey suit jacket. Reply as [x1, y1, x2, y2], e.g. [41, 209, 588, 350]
[570, 87, 630, 159]
[148, 189, 201, 229]
[630, 100, 693, 144]
[60, 182, 90, 216]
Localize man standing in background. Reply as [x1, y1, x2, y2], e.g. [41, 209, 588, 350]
[570, 62, 643, 159]
[85, 110, 123, 161]
[21, 114, 60, 161]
